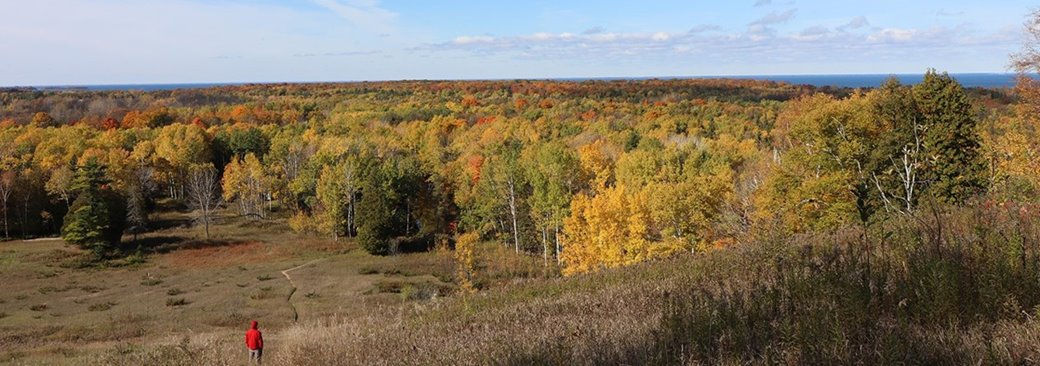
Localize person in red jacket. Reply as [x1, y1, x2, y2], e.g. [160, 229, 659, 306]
[245, 320, 264, 363]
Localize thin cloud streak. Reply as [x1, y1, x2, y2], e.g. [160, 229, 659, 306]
[310, 0, 397, 33]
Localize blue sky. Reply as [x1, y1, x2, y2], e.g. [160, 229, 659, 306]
[0, 0, 1034, 85]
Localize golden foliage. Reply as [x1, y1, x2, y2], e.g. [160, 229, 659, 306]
[453, 232, 480, 293]
[561, 185, 685, 276]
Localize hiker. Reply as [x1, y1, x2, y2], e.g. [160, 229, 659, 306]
[245, 320, 264, 363]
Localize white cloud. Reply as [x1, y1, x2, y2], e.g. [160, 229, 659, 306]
[868, 28, 917, 42]
[838, 16, 870, 32]
[453, 35, 495, 45]
[689, 25, 722, 34]
[750, 9, 798, 26]
[310, 0, 397, 33]
[583, 26, 606, 35]
[793, 26, 831, 41]
[423, 22, 1019, 70]
[0, 0, 405, 85]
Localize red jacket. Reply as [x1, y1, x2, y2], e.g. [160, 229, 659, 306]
[245, 321, 264, 350]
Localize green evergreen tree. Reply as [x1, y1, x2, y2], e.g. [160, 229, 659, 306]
[356, 163, 397, 256]
[913, 70, 988, 203]
[61, 159, 126, 257]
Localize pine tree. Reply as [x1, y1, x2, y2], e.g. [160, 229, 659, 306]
[914, 70, 987, 203]
[61, 159, 126, 257]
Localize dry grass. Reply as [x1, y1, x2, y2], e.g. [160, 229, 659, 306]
[8, 201, 1040, 364]
[91, 202, 1040, 365]
[0, 207, 486, 364]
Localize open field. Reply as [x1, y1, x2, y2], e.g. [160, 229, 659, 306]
[0, 206, 467, 365]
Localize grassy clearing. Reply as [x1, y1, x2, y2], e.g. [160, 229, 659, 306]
[9, 202, 1040, 364]
[86, 203, 1040, 365]
[0, 206, 470, 365]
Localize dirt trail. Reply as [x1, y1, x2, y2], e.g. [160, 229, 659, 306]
[21, 237, 62, 242]
[280, 258, 325, 322]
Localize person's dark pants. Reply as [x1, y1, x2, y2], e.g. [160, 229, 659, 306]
[249, 348, 263, 363]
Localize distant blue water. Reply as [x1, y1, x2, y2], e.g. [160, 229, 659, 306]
[22, 73, 1019, 91]
[569, 73, 1018, 88]
[715, 73, 1018, 88]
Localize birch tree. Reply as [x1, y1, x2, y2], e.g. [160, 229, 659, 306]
[186, 164, 221, 240]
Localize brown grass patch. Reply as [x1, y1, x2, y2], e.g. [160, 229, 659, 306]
[161, 242, 272, 268]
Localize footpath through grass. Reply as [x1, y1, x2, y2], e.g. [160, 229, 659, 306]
[0, 207, 458, 365]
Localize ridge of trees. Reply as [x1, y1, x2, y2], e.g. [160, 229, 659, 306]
[0, 74, 1035, 274]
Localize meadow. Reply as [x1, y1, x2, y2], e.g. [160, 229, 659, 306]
[0, 203, 472, 364]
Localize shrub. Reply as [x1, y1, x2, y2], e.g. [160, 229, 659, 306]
[88, 302, 116, 312]
[250, 287, 274, 300]
[165, 298, 189, 307]
[29, 304, 47, 312]
[400, 282, 452, 301]
[80, 285, 104, 293]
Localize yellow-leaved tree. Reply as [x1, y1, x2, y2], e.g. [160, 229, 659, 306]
[560, 185, 684, 275]
[453, 232, 480, 293]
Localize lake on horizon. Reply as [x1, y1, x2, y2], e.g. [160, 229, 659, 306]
[24, 73, 1020, 91]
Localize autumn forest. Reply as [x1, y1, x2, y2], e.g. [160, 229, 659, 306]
[3, 13, 1040, 364]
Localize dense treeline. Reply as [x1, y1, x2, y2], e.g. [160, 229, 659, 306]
[0, 73, 1035, 274]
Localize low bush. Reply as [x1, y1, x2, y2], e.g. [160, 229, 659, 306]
[88, 302, 116, 312]
[165, 298, 189, 307]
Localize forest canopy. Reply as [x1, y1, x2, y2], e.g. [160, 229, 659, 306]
[0, 75, 1032, 273]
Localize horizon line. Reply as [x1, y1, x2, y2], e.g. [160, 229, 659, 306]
[4, 72, 1023, 89]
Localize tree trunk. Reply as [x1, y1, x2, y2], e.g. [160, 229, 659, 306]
[2, 204, 7, 239]
[554, 224, 561, 264]
[405, 200, 411, 236]
[22, 196, 29, 238]
[541, 225, 548, 266]
[348, 196, 355, 237]
[507, 179, 520, 254]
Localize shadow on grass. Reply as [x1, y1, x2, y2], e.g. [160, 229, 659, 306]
[131, 236, 241, 254]
[148, 217, 193, 231]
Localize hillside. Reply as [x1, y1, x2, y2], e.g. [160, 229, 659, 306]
[0, 73, 1038, 365]
[4, 200, 1037, 364]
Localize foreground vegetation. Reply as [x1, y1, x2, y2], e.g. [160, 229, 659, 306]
[85, 202, 1040, 365]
